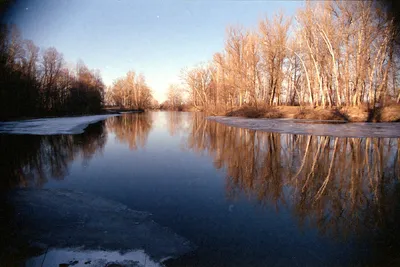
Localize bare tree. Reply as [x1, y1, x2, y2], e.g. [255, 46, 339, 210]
[166, 84, 183, 110]
[107, 70, 154, 110]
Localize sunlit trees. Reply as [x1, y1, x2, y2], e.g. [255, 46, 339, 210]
[182, 63, 213, 109]
[181, 0, 399, 112]
[165, 84, 183, 110]
[259, 13, 290, 106]
[107, 70, 153, 110]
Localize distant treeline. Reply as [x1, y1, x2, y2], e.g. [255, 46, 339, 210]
[0, 24, 104, 120]
[104, 71, 157, 111]
[177, 1, 399, 111]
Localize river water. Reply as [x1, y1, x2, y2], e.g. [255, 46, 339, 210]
[0, 112, 399, 267]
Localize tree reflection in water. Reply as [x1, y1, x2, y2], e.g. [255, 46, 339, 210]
[0, 121, 107, 190]
[0, 113, 154, 189]
[165, 111, 190, 137]
[106, 113, 153, 150]
[186, 113, 399, 243]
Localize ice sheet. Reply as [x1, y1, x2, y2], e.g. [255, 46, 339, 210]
[26, 248, 161, 267]
[208, 116, 400, 138]
[0, 114, 119, 135]
[8, 189, 195, 263]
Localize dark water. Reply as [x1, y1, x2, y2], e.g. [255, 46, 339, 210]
[1, 112, 399, 267]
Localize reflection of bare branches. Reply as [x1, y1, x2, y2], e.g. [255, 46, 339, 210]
[315, 138, 338, 200]
[106, 113, 153, 150]
[0, 122, 107, 189]
[292, 135, 311, 181]
[186, 116, 400, 239]
[166, 111, 184, 136]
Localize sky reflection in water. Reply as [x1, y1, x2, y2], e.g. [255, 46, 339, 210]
[1, 112, 399, 267]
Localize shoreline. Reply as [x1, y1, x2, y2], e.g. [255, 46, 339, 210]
[0, 114, 121, 135]
[207, 116, 400, 138]
[0, 108, 145, 122]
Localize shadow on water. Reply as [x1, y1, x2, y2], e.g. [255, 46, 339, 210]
[0, 114, 157, 265]
[0, 121, 107, 264]
[0, 113, 154, 190]
[0, 120, 107, 190]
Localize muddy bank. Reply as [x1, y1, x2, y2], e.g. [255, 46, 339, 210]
[208, 116, 400, 138]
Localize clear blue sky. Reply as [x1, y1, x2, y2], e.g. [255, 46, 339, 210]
[5, 0, 302, 102]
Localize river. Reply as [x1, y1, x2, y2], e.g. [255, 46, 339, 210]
[0, 111, 399, 267]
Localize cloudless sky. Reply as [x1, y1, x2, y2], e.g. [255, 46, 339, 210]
[4, 0, 302, 102]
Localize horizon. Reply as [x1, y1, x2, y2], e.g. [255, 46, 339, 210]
[3, 0, 303, 102]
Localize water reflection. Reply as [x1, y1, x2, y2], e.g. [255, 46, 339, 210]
[166, 111, 185, 136]
[0, 121, 107, 190]
[186, 113, 400, 240]
[0, 114, 154, 189]
[1, 112, 399, 266]
[106, 113, 153, 150]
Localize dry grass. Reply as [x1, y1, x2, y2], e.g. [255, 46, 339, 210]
[226, 106, 283, 119]
[342, 103, 400, 122]
[342, 106, 368, 122]
[380, 104, 400, 122]
[217, 103, 400, 122]
[294, 107, 349, 121]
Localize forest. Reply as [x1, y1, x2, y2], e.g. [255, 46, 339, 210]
[1, 0, 400, 121]
[168, 1, 400, 121]
[0, 24, 156, 120]
[0, 25, 106, 119]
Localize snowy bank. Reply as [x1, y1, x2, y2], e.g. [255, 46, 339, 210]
[0, 114, 119, 135]
[208, 116, 400, 138]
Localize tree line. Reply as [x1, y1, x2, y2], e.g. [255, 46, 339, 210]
[0, 24, 105, 120]
[0, 24, 157, 120]
[178, 1, 399, 112]
[104, 71, 156, 110]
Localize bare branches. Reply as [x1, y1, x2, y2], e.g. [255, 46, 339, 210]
[181, 0, 399, 111]
[106, 70, 153, 110]
[0, 25, 105, 118]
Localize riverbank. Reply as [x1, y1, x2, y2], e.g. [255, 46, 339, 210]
[0, 114, 120, 135]
[222, 105, 400, 123]
[0, 108, 145, 122]
[207, 116, 400, 138]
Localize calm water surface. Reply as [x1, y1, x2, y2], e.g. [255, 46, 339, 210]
[1, 112, 399, 267]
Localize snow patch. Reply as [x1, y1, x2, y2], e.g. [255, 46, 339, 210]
[208, 116, 400, 138]
[0, 114, 119, 135]
[26, 248, 162, 267]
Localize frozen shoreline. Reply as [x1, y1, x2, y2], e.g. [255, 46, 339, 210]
[0, 114, 119, 135]
[207, 116, 400, 138]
